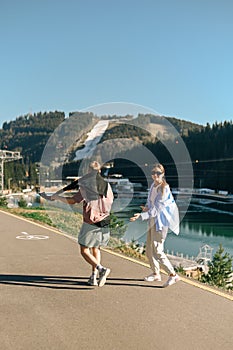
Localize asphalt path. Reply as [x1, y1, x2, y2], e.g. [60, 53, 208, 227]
[0, 210, 232, 350]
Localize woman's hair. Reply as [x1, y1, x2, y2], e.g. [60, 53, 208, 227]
[153, 163, 168, 195]
[89, 161, 101, 171]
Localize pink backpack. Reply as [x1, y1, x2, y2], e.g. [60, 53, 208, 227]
[86, 184, 114, 223]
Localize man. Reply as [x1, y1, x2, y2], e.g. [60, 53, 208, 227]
[40, 161, 114, 287]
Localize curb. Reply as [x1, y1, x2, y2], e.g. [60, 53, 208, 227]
[102, 248, 233, 302]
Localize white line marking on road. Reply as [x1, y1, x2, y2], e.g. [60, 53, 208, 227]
[16, 232, 49, 240]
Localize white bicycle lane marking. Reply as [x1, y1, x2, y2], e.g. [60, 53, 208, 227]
[16, 231, 49, 240]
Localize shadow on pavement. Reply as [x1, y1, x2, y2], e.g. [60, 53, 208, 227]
[107, 277, 164, 288]
[0, 274, 92, 290]
[0, 274, 164, 289]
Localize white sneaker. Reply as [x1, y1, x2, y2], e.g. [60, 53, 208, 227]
[87, 274, 98, 286]
[144, 273, 162, 282]
[98, 268, 111, 287]
[163, 274, 180, 287]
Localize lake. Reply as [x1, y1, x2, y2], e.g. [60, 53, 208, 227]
[113, 198, 233, 260]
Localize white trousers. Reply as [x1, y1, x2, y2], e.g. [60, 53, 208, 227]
[146, 221, 175, 275]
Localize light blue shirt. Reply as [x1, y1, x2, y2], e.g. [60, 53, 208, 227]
[140, 183, 180, 235]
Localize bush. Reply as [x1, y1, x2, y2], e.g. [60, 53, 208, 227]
[0, 196, 8, 207]
[109, 212, 127, 239]
[18, 197, 28, 208]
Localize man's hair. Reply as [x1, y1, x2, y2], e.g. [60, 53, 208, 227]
[89, 161, 101, 171]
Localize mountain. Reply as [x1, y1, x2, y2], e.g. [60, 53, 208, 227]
[0, 111, 65, 163]
[0, 111, 232, 192]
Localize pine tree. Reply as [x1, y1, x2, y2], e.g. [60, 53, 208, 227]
[109, 212, 127, 239]
[201, 244, 233, 289]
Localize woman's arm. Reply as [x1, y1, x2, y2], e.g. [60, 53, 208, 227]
[141, 186, 170, 220]
[129, 213, 141, 221]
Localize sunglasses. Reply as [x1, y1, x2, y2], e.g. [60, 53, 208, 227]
[151, 171, 163, 176]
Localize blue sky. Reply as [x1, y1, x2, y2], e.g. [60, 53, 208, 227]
[1, 0, 233, 127]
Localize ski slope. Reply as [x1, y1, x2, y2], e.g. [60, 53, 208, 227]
[73, 120, 109, 160]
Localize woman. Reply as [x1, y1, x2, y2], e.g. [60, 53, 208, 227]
[130, 163, 180, 287]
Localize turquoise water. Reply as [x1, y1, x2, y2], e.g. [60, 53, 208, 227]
[115, 200, 233, 259]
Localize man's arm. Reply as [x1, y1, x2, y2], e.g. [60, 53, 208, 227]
[52, 189, 83, 205]
[50, 178, 79, 199]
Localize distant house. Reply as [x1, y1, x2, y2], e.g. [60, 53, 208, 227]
[183, 263, 209, 278]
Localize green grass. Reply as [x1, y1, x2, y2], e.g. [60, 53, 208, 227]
[4, 206, 83, 237]
[18, 211, 53, 225]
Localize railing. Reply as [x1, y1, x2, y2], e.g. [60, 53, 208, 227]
[165, 249, 196, 261]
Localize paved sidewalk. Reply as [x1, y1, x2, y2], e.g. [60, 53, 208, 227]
[0, 210, 232, 350]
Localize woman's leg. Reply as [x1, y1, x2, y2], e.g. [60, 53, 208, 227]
[146, 224, 160, 275]
[152, 227, 176, 275]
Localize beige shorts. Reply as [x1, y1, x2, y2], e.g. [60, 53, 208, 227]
[78, 222, 110, 248]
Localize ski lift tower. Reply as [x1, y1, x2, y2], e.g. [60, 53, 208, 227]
[0, 150, 22, 193]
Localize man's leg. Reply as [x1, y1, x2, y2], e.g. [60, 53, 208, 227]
[80, 245, 98, 269]
[92, 247, 101, 273]
[92, 247, 101, 262]
[80, 245, 110, 287]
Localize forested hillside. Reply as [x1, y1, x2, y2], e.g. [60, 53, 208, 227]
[102, 118, 233, 192]
[0, 111, 232, 192]
[111, 120, 233, 191]
[0, 111, 97, 190]
[184, 121, 233, 191]
[56, 114, 233, 192]
[101, 114, 203, 143]
[0, 111, 65, 162]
